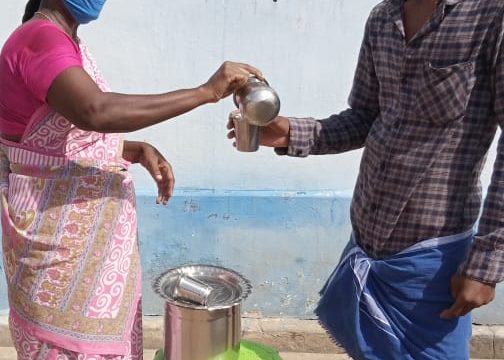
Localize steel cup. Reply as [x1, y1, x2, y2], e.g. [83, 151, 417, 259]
[173, 275, 213, 306]
[232, 112, 260, 152]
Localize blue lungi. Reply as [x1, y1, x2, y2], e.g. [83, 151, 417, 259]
[316, 230, 473, 360]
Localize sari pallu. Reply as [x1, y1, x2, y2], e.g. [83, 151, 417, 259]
[0, 43, 142, 358]
[316, 229, 473, 360]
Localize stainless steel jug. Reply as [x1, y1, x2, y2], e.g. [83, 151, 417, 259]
[233, 77, 281, 126]
[153, 265, 252, 360]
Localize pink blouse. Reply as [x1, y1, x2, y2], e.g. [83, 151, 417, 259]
[0, 19, 82, 136]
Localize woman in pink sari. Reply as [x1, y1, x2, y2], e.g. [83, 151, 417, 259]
[0, 0, 262, 359]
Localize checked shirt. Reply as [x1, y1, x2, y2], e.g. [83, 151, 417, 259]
[280, 0, 504, 283]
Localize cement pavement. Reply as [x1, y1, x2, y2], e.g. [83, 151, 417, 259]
[1, 315, 503, 359]
[0, 348, 495, 360]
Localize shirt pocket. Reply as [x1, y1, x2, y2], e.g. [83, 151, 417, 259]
[414, 61, 476, 125]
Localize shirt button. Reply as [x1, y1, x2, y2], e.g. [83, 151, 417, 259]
[380, 162, 386, 171]
[371, 203, 378, 212]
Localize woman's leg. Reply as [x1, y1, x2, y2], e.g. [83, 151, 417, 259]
[9, 301, 144, 360]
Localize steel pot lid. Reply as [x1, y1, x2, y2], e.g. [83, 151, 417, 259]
[152, 265, 252, 310]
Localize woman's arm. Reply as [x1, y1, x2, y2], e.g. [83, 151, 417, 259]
[47, 61, 262, 133]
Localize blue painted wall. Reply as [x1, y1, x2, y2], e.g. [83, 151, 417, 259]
[136, 191, 504, 324]
[0, 190, 503, 323]
[137, 190, 352, 318]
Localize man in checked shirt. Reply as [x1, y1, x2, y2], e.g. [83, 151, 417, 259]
[228, 0, 503, 359]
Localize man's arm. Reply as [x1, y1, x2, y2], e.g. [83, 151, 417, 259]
[276, 16, 380, 157]
[441, 11, 504, 319]
[461, 14, 504, 285]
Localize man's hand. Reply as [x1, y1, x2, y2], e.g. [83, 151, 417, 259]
[440, 274, 496, 320]
[227, 110, 290, 148]
[123, 141, 175, 205]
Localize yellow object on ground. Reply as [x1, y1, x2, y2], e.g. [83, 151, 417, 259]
[153, 340, 282, 360]
[239, 340, 282, 359]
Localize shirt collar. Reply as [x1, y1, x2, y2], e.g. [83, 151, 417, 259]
[388, 0, 465, 12]
[387, 0, 464, 40]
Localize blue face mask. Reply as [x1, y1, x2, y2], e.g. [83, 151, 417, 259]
[64, 0, 107, 24]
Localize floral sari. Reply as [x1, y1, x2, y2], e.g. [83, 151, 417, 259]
[0, 44, 142, 359]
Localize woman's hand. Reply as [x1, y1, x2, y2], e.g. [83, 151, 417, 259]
[201, 62, 264, 103]
[123, 141, 175, 205]
[226, 110, 291, 148]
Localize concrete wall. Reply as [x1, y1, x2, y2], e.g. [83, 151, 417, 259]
[0, 0, 502, 324]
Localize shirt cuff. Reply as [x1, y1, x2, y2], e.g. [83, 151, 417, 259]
[460, 236, 504, 284]
[274, 117, 318, 157]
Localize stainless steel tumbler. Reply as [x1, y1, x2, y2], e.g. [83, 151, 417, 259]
[174, 275, 213, 306]
[232, 112, 260, 152]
